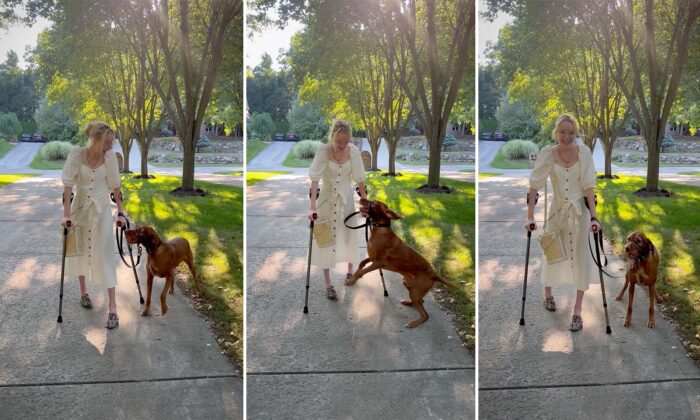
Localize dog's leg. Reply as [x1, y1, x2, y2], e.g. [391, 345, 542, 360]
[185, 246, 200, 292]
[345, 261, 383, 286]
[647, 284, 656, 328]
[400, 277, 413, 306]
[141, 272, 154, 316]
[405, 285, 430, 328]
[356, 257, 371, 273]
[160, 274, 173, 315]
[624, 282, 635, 327]
[615, 273, 630, 301]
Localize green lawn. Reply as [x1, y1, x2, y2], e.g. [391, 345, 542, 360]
[365, 172, 475, 349]
[677, 171, 700, 176]
[246, 138, 268, 163]
[213, 170, 244, 176]
[478, 172, 502, 179]
[597, 175, 700, 359]
[459, 168, 475, 173]
[0, 141, 13, 159]
[490, 146, 530, 169]
[0, 174, 37, 188]
[246, 171, 291, 186]
[30, 145, 67, 170]
[283, 148, 313, 168]
[121, 175, 243, 365]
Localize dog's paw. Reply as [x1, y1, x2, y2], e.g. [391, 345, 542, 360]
[623, 318, 631, 327]
[140, 308, 150, 317]
[647, 319, 655, 328]
[169, 286, 174, 295]
[344, 276, 357, 286]
[161, 303, 168, 316]
[405, 319, 423, 328]
[400, 299, 413, 306]
[615, 294, 624, 301]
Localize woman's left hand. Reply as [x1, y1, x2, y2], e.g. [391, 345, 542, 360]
[590, 218, 601, 233]
[117, 212, 128, 228]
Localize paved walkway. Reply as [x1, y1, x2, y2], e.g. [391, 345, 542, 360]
[246, 176, 474, 418]
[478, 176, 700, 419]
[0, 176, 243, 418]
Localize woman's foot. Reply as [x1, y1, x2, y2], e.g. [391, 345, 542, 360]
[544, 296, 556, 311]
[106, 313, 119, 329]
[326, 286, 338, 301]
[79, 294, 93, 309]
[569, 315, 583, 332]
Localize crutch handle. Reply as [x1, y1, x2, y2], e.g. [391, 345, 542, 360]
[65, 221, 72, 228]
[312, 213, 317, 220]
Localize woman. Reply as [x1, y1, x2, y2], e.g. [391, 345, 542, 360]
[308, 119, 367, 300]
[526, 114, 601, 331]
[62, 122, 126, 329]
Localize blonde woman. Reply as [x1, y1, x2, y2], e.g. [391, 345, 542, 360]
[526, 114, 601, 331]
[62, 122, 126, 329]
[308, 119, 367, 300]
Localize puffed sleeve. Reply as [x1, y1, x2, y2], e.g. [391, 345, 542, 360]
[309, 143, 329, 182]
[350, 144, 365, 184]
[61, 148, 81, 188]
[579, 144, 596, 190]
[105, 150, 121, 190]
[528, 145, 552, 191]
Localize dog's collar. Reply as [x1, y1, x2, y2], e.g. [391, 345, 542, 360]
[370, 220, 391, 228]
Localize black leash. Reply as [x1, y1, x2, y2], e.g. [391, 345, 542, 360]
[587, 228, 625, 279]
[115, 215, 142, 268]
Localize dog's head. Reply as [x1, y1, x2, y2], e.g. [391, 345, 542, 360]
[359, 198, 403, 225]
[125, 226, 161, 253]
[625, 231, 655, 261]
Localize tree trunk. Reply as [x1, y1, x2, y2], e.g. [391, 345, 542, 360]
[645, 128, 662, 192]
[180, 120, 197, 191]
[426, 123, 445, 188]
[119, 138, 133, 173]
[387, 140, 398, 175]
[604, 141, 613, 178]
[369, 137, 381, 170]
[138, 138, 150, 178]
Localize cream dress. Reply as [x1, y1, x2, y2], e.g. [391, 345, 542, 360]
[309, 143, 365, 269]
[62, 148, 120, 288]
[529, 144, 597, 291]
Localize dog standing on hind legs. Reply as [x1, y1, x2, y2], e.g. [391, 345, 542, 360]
[615, 232, 660, 328]
[345, 198, 456, 328]
[126, 226, 199, 316]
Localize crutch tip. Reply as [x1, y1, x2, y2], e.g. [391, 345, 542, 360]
[140, 297, 145, 304]
[384, 290, 389, 297]
[519, 318, 525, 325]
[57, 315, 63, 323]
[606, 326, 612, 334]
[303, 306, 308, 314]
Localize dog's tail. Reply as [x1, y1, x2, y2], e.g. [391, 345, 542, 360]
[433, 274, 459, 290]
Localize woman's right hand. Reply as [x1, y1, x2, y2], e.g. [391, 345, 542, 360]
[309, 206, 318, 221]
[62, 217, 72, 228]
[524, 219, 536, 231]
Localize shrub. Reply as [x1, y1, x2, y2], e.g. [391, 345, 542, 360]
[41, 141, 74, 161]
[502, 139, 539, 160]
[197, 135, 210, 152]
[248, 113, 276, 139]
[287, 97, 328, 141]
[293, 140, 322, 159]
[34, 97, 80, 143]
[443, 133, 457, 150]
[662, 133, 676, 152]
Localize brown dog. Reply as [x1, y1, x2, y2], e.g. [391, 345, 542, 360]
[345, 198, 455, 328]
[615, 232, 660, 328]
[126, 226, 199, 316]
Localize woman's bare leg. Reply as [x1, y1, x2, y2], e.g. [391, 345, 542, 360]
[107, 287, 117, 314]
[573, 290, 584, 316]
[322, 269, 332, 288]
[79, 275, 87, 296]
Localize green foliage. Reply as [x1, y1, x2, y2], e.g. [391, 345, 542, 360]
[662, 134, 676, 151]
[40, 141, 74, 161]
[479, 117, 498, 134]
[443, 133, 457, 150]
[0, 112, 22, 140]
[292, 140, 322, 159]
[495, 98, 540, 139]
[197, 135, 211, 151]
[248, 112, 276, 139]
[501, 139, 539, 160]
[0, 51, 40, 121]
[246, 53, 293, 123]
[287, 97, 328, 141]
[34, 96, 80, 143]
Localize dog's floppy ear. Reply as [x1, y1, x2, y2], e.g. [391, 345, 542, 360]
[640, 233, 654, 255]
[385, 208, 403, 220]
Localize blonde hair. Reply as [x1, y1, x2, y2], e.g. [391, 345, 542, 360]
[85, 121, 115, 147]
[551, 114, 579, 141]
[328, 119, 351, 146]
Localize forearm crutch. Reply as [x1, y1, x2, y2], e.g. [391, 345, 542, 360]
[519, 191, 538, 326]
[356, 186, 387, 297]
[303, 188, 320, 314]
[115, 214, 145, 304]
[593, 231, 612, 334]
[57, 222, 70, 323]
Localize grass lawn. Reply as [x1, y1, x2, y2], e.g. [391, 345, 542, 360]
[597, 175, 700, 359]
[30, 146, 67, 170]
[213, 171, 244, 176]
[0, 141, 13, 159]
[0, 174, 37, 188]
[121, 175, 243, 366]
[678, 171, 700, 176]
[478, 172, 502, 179]
[490, 146, 530, 169]
[246, 171, 291, 186]
[459, 168, 475, 173]
[365, 172, 475, 350]
[283, 148, 313, 168]
[247, 138, 268, 163]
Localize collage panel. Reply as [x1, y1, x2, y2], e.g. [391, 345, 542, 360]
[0, 1, 244, 418]
[478, 1, 700, 418]
[245, 0, 476, 418]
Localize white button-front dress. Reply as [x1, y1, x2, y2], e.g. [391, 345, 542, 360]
[309, 143, 365, 269]
[529, 144, 597, 291]
[62, 148, 120, 289]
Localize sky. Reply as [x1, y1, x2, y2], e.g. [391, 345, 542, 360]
[245, 12, 304, 71]
[0, 16, 50, 68]
[478, 1, 513, 62]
